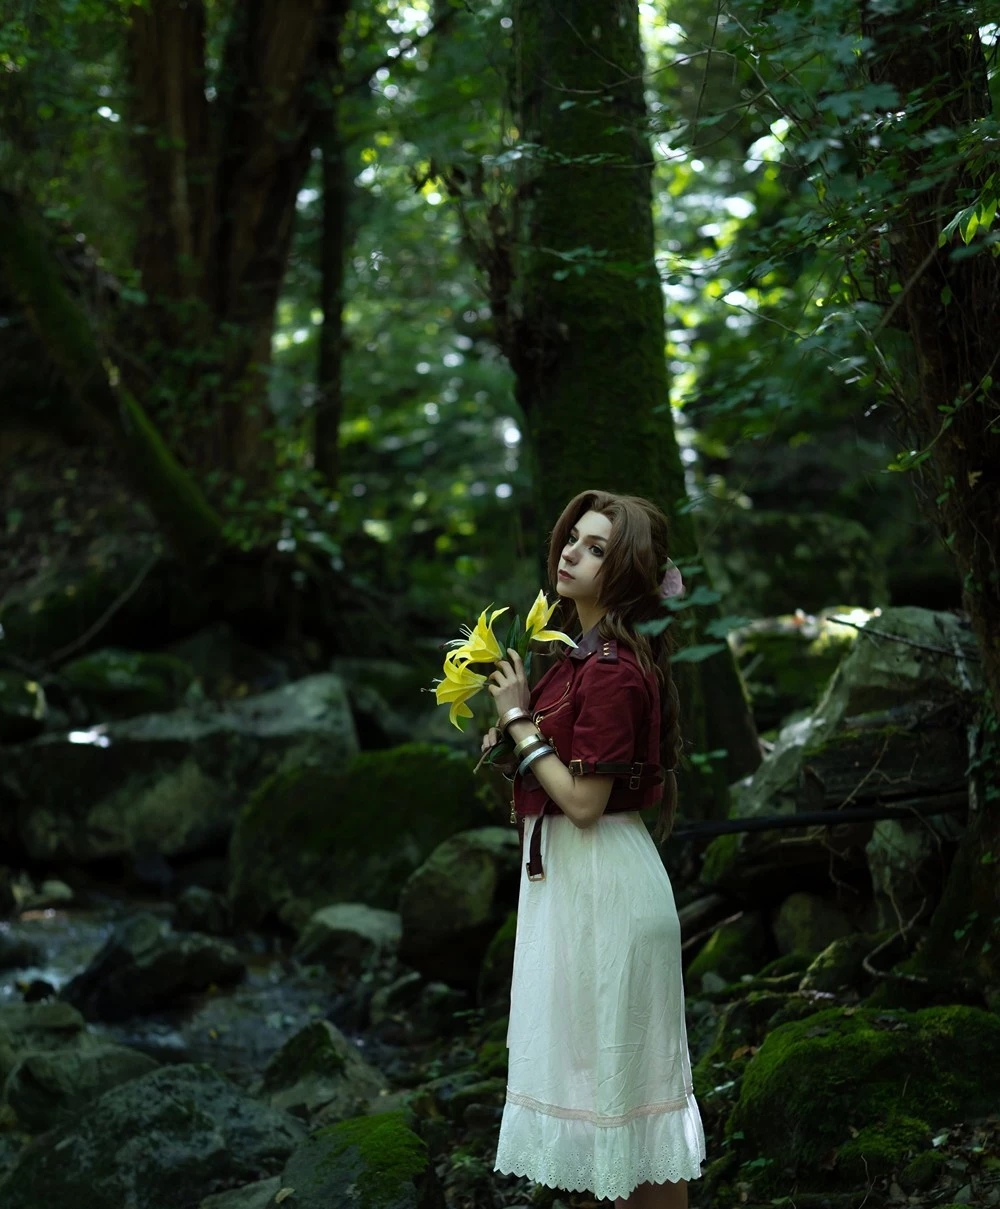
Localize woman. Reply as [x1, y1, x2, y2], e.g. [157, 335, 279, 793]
[485, 490, 706, 1209]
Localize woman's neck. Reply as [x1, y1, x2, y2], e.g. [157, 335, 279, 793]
[576, 603, 606, 636]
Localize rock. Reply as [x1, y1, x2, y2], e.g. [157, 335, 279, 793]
[728, 1004, 1000, 1189]
[5, 1039, 158, 1131]
[176, 885, 233, 936]
[685, 912, 771, 988]
[865, 818, 945, 931]
[0, 1002, 87, 1088]
[21, 878, 73, 911]
[477, 910, 517, 1016]
[2, 673, 358, 867]
[772, 892, 854, 957]
[410, 983, 469, 1042]
[60, 648, 195, 720]
[798, 930, 906, 994]
[398, 828, 521, 987]
[60, 913, 245, 1021]
[703, 510, 887, 617]
[166, 623, 290, 700]
[294, 903, 402, 970]
[729, 610, 858, 731]
[370, 972, 424, 1029]
[0, 1063, 305, 1209]
[0, 932, 43, 972]
[200, 1179, 282, 1209]
[0, 672, 46, 743]
[260, 1021, 387, 1124]
[229, 743, 485, 928]
[276, 1110, 444, 1209]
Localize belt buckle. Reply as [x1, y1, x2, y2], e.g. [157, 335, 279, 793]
[568, 759, 583, 776]
[526, 864, 545, 882]
[629, 762, 642, 791]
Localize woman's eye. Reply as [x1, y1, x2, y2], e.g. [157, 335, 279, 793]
[590, 547, 603, 557]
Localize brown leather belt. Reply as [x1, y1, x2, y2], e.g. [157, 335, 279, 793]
[518, 761, 663, 880]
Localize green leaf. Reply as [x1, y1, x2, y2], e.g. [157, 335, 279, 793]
[635, 616, 673, 636]
[672, 642, 727, 663]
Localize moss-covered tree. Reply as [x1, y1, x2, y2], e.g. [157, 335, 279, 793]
[500, 0, 760, 802]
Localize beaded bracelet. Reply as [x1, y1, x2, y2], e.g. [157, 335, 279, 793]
[517, 744, 554, 779]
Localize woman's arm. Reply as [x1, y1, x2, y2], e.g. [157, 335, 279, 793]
[506, 717, 614, 828]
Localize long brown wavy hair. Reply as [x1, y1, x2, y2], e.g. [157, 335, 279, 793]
[545, 489, 683, 844]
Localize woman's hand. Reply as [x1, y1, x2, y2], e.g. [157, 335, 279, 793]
[487, 647, 530, 721]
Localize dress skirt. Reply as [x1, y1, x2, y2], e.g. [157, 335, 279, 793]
[493, 812, 706, 1201]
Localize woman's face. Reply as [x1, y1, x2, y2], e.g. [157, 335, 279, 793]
[556, 509, 612, 604]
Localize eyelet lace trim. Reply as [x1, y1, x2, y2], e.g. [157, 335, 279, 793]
[504, 1088, 692, 1127]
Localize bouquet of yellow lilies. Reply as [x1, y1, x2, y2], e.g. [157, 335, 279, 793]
[433, 591, 577, 749]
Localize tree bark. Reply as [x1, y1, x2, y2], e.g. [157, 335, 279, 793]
[0, 190, 223, 567]
[122, 0, 350, 479]
[314, 89, 348, 488]
[860, 0, 1000, 996]
[508, 0, 760, 808]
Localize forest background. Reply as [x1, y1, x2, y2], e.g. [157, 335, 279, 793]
[1, 1, 1000, 1207]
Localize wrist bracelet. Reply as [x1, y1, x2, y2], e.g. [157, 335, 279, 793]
[513, 731, 543, 757]
[498, 707, 531, 733]
[518, 744, 554, 779]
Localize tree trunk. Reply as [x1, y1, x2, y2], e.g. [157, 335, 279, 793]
[0, 190, 223, 567]
[314, 90, 348, 488]
[122, 0, 350, 480]
[508, 0, 759, 808]
[860, 0, 1000, 996]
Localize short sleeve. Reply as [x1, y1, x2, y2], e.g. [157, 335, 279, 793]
[570, 659, 648, 767]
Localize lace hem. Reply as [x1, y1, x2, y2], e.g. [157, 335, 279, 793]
[505, 1088, 693, 1127]
[494, 1147, 705, 1198]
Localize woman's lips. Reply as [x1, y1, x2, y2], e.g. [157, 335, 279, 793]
[558, 569, 573, 581]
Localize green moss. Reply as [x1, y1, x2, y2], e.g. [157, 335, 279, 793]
[835, 1114, 929, 1180]
[316, 1111, 428, 1206]
[900, 1148, 948, 1191]
[756, 951, 813, 979]
[476, 1040, 508, 1078]
[261, 1022, 346, 1094]
[729, 1004, 1000, 1184]
[230, 743, 481, 923]
[62, 648, 194, 716]
[686, 913, 769, 985]
[699, 832, 743, 888]
[478, 910, 517, 1009]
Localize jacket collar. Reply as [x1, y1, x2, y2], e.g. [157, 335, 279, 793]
[569, 623, 603, 660]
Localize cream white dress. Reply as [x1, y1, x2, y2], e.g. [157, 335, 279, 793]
[493, 811, 706, 1201]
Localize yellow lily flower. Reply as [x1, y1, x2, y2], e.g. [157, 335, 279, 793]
[433, 651, 488, 730]
[524, 589, 577, 648]
[445, 604, 509, 664]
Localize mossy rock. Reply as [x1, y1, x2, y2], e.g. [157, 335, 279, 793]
[229, 743, 484, 927]
[900, 1147, 949, 1191]
[772, 892, 854, 957]
[728, 1004, 1000, 1190]
[61, 648, 195, 719]
[477, 910, 517, 1015]
[277, 1111, 444, 1209]
[799, 930, 902, 995]
[475, 1040, 508, 1079]
[260, 1021, 386, 1123]
[699, 832, 744, 890]
[685, 911, 771, 988]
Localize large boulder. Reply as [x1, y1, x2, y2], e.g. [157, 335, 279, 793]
[229, 743, 484, 928]
[1, 673, 358, 867]
[0, 1063, 305, 1209]
[294, 904, 402, 971]
[771, 892, 854, 957]
[684, 911, 771, 990]
[398, 828, 521, 988]
[701, 608, 979, 902]
[276, 1111, 444, 1209]
[4, 1039, 158, 1131]
[0, 1002, 88, 1088]
[259, 1020, 387, 1124]
[60, 913, 245, 1022]
[727, 1005, 1000, 1191]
